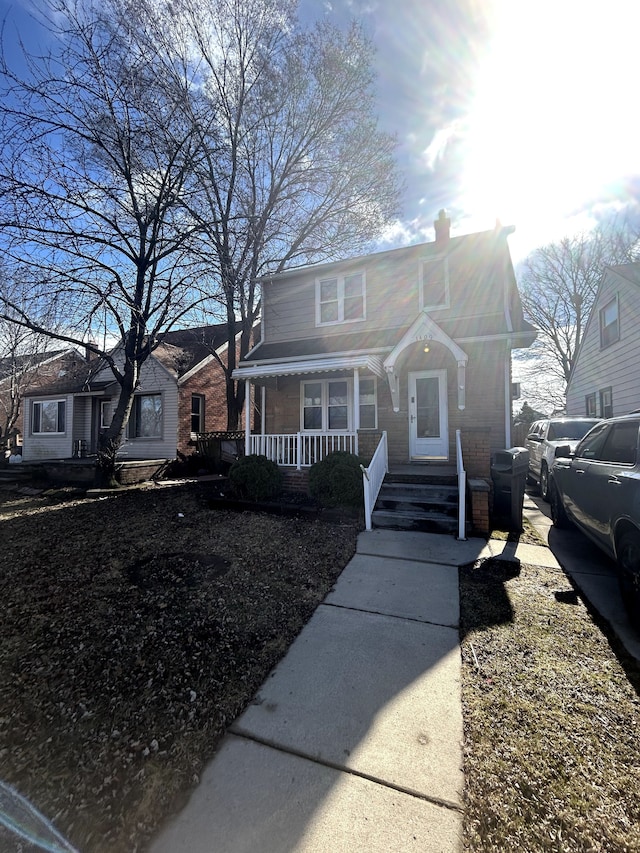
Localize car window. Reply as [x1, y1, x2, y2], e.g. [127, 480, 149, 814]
[574, 422, 610, 459]
[547, 420, 600, 441]
[597, 421, 639, 465]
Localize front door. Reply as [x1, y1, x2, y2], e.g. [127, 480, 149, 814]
[408, 370, 448, 460]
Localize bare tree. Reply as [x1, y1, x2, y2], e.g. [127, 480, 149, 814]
[517, 208, 640, 406]
[166, 0, 401, 427]
[0, 0, 210, 482]
[0, 288, 57, 452]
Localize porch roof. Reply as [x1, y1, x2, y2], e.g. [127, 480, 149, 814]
[233, 352, 386, 381]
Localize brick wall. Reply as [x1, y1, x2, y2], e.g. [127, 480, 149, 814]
[280, 468, 310, 494]
[460, 427, 492, 478]
[178, 337, 255, 457]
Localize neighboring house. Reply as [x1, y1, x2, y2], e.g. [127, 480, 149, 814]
[0, 348, 80, 452]
[21, 324, 233, 462]
[566, 262, 640, 418]
[233, 212, 537, 477]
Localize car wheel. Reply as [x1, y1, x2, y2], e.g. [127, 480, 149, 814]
[540, 463, 550, 501]
[549, 480, 570, 529]
[617, 530, 640, 631]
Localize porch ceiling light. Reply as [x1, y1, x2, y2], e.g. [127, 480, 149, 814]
[423, 344, 430, 353]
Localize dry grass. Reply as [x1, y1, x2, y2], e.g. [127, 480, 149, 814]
[460, 546, 640, 852]
[0, 482, 360, 852]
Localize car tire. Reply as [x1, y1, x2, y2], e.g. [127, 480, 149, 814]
[617, 530, 640, 631]
[549, 480, 570, 529]
[540, 463, 550, 501]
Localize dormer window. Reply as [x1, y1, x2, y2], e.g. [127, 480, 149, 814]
[316, 272, 365, 326]
[420, 257, 449, 311]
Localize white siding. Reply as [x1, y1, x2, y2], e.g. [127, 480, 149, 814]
[22, 394, 74, 461]
[567, 267, 640, 416]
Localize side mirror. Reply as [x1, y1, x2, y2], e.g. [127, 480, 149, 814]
[554, 444, 572, 458]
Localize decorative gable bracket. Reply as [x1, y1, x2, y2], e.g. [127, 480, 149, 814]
[383, 311, 468, 412]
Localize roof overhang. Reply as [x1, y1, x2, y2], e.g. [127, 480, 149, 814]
[233, 353, 386, 381]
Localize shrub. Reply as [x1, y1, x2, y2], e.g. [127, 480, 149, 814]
[308, 451, 365, 508]
[228, 454, 283, 502]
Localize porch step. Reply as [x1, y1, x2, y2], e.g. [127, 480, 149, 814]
[371, 474, 467, 536]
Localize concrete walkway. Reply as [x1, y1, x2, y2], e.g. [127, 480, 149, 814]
[150, 529, 492, 853]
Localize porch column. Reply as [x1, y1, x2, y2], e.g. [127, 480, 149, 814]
[244, 379, 251, 456]
[353, 367, 360, 455]
[261, 385, 266, 435]
[457, 361, 466, 411]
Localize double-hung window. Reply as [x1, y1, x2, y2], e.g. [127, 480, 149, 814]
[316, 272, 365, 326]
[599, 296, 619, 348]
[599, 387, 613, 419]
[32, 399, 66, 434]
[100, 399, 112, 430]
[129, 393, 162, 438]
[191, 394, 205, 434]
[303, 380, 349, 430]
[420, 257, 449, 310]
[301, 378, 377, 431]
[585, 393, 596, 417]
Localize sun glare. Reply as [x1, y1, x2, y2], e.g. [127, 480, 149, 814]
[460, 0, 640, 255]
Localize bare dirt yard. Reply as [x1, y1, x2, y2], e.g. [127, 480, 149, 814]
[0, 482, 360, 852]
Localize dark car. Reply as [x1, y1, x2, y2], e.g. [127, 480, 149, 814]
[549, 414, 640, 628]
[525, 417, 601, 500]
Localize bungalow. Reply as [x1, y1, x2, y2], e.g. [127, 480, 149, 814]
[233, 212, 537, 489]
[0, 348, 80, 454]
[566, 262, 640, 418]
[21, 324, 232, 464]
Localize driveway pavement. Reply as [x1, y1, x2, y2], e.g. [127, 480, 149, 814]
[523, 490, 640, 663]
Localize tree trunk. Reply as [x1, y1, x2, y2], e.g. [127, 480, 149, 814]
[95, 359, 139, 487]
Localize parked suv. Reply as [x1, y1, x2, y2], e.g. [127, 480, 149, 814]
[549, 414, 640, 629]
[525, 417, 601, 500]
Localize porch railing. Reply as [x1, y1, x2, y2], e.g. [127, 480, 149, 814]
[361, 431, 388, 531]
[249, 432, 358, 469]
[456, 428, 467, 541]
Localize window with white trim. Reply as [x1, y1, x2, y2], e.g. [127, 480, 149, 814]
[359, 378, 377, 429]
[301, 378, 378, 431]
[100, 399, 112, 430]
[585, 393, 596, 417]
[599, 296, 619, 348]
[599, 387, 613, 419]
[420, 257, 449, 310]
[32, 399, 66, 434]
[191, 394, 205, 434]
[316, 272, 365, 326]
[129, 393, 162, 438]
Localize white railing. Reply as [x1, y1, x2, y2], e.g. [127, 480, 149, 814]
[456, 428, 467, 541]
[361, 431, 388, 531]
[249, 432, 358, 469]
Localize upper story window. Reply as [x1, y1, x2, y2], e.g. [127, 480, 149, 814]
[420, 257, 449, 311]
[129, 393, 162, 439]
[32, 399, 66, 434]
[191, 394, 205, 434]
[599, 296, 619, 348]
[316, 272, 365, 326]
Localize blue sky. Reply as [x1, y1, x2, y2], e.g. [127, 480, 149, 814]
[3, 0, 640, 261]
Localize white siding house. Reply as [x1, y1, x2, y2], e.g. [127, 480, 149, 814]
[566, 263, 640, 417]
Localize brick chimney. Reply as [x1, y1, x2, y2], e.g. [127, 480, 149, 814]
[434, 208, 451, 245]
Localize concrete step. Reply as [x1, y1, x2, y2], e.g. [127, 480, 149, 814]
[371, 508, 460, 535]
